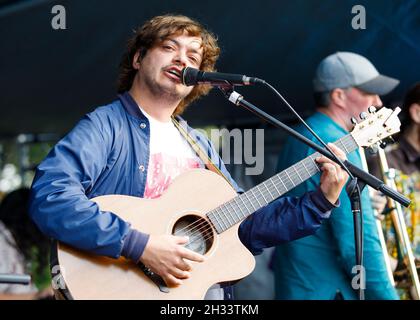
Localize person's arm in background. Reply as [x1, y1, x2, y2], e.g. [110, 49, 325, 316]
[0, 225, 54, 300]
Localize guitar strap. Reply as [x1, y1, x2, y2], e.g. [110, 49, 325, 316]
[171, 116, 236, 189]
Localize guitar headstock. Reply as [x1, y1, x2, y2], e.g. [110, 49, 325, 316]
[351, 106, 401, 148]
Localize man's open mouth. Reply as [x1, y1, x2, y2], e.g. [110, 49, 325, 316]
[164, 67, 182, 82]
[167, 69, 181, 78]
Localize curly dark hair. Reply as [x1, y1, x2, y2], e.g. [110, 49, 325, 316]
[117, 14, 220, 116]
[0, 188, 50, 276]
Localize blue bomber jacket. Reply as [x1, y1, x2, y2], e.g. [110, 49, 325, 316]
[29, 92, 335, 299]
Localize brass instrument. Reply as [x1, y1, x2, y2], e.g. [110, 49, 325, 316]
[360, 145, 420, 300]
[377, 147, 420, 299]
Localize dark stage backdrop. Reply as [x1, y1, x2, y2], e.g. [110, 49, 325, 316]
[0, 0, 419, 136]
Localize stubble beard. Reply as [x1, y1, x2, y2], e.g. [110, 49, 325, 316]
[144, 72, 186, 105]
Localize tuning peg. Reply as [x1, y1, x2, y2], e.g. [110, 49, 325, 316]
[379, 140, 388, 149]
[351, 117, 358, 125]
[359, 112, 368, 120]
[368, 106, 377, 113]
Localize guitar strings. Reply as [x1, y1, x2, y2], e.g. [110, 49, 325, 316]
[174, 136, 356, 248]
[173, 193, 254, 242]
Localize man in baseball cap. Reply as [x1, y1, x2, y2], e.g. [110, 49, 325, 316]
[310, 51, 400, 131]
[313, 51, 399, 95]
[273, 52, 400, 300]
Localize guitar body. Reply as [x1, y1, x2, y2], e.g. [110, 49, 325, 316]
[54, 169, 255, 299]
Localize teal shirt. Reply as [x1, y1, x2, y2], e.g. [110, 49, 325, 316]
[273, 112, 398, 300]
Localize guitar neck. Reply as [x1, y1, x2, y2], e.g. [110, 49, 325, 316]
[207, 133, 358, 234]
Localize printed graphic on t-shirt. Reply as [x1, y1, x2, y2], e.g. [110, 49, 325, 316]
[144, 152, 201, 199]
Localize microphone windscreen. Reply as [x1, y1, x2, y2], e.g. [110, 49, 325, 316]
[181, 67, 200, 86]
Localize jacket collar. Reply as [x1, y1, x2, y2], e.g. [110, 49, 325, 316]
[118, 91, 148, 121]
[118, 91, 190, 127]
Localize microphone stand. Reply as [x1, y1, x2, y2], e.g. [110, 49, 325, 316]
[218, 85, 410, 300]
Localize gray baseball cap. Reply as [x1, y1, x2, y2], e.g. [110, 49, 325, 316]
[313, 51, 399, 95]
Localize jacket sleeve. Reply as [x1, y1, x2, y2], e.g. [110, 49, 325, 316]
[28, 113, 135, 259]
[238, 188, 335, 255]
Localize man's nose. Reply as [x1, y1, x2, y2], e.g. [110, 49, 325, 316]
[374, 95, 383, 107]
[173, 51, 188, 67]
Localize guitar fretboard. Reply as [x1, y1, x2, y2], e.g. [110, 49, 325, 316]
[207, 134, 358, 234]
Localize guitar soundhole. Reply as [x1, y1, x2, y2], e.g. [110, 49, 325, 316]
[172, 215, 214, 255]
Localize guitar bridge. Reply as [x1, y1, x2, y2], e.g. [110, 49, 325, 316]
[137, 262, 170, 293]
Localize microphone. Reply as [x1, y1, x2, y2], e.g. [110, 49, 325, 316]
[181, 67, 265, 86]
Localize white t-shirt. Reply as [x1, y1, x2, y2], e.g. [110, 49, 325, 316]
[140, 107, 223, 300]
[141, 108, 204, 199]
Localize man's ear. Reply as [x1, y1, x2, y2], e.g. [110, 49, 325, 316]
[409, 103, 420, 124]
[132, 51, 141, 70]
[330, 88, 346, 109]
